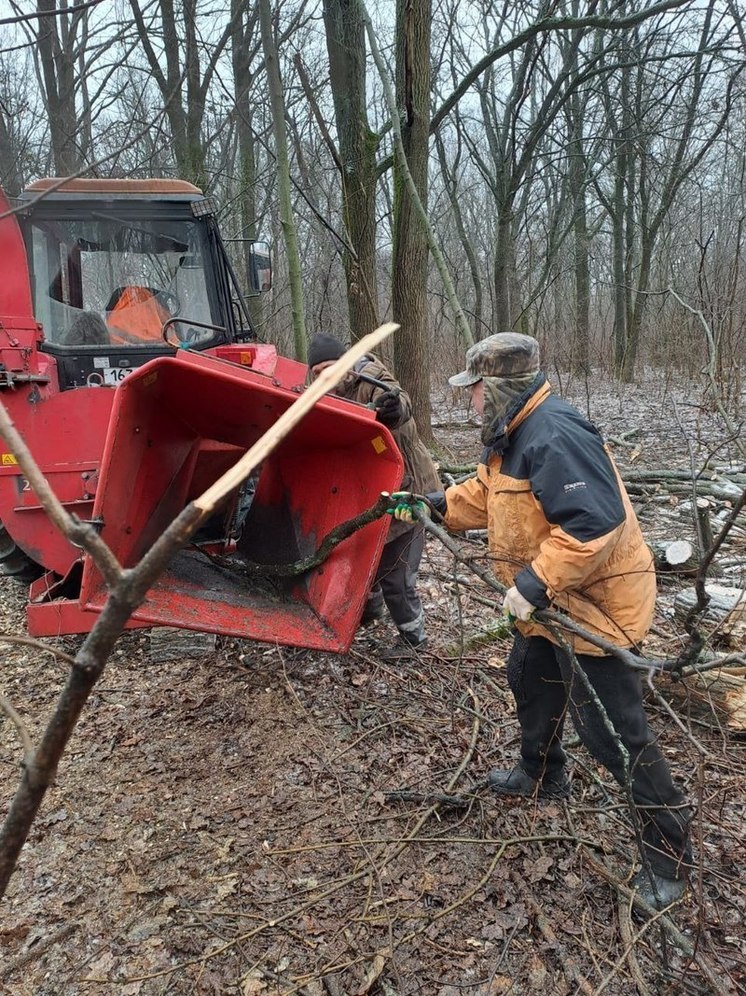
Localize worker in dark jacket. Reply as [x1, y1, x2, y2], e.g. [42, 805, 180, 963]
[391, 332, 691, 911]
[308, 332, 440, 652]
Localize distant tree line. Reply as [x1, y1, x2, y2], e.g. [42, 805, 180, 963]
[1, 0, 743, 431]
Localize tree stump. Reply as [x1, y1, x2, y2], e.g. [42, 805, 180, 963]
[695, 497, 715, 552]
[653, 540, 698, 574]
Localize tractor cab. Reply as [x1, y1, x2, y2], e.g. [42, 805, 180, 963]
[18, 179, 269, 390]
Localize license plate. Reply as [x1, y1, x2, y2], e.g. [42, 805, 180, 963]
[103, 366, 134, 386]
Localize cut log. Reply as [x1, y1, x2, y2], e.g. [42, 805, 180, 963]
[660, 667, 746, 733]
[653, 540, 698, 574]
[149, 626, 217, 662]
[673, 584, 746, 640]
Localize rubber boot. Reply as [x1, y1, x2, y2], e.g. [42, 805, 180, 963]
[630, 868, 686, 912]
[381, 635, 428, 661]
[359, 601, 385, 627]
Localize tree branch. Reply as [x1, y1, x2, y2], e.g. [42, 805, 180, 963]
[431, 0, 692, 132]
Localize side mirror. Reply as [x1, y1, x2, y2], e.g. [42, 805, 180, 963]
[248, 241, 272, 294]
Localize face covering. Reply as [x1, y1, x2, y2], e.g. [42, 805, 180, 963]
[480, 372, 544, 449]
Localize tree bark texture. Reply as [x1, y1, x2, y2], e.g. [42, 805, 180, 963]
[323, 0, 380, 340]
[36, 0, 82, 175]
[231, 0, 263, 330]
[392, 0, 433, 441]
[259, 0, 307, 360]
[568, 56, 590, 373]
[0, 108, 23, 196]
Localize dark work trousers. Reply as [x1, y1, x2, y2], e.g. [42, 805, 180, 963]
[507, 632, 692, 878]
[365, 525, 426, 644]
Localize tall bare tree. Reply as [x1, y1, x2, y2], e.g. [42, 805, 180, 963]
[322, 0, 380, 340]
[390, 0, 434, 441]
[259, 0, 307, 359]
[595, 0, 740, 379]
[128, 0, 237, 188]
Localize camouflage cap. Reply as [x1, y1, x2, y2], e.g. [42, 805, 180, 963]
[448, 333, 540, 387]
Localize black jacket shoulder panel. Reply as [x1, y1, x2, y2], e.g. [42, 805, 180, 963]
[504, 396, 626, 541]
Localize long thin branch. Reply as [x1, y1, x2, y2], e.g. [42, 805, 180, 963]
[582, 850, 732, 996]
[646, 672, 714, 760]
[430, 0, 692, 132]
[0, 0, 105, 26]
[419, 511, 656, 672]
[0, 635, 76, 667]
[201, 493, 393, 579]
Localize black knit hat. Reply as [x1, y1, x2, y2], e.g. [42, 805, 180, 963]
[308, 333, 346, 368]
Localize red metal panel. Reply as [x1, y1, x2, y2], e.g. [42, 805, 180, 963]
[0, 190, 34, 319]
[212, 344, 280, 376]
[27, 581, 150, 637]
[0, 386, 115, 574]
[80, 351, 404, 652]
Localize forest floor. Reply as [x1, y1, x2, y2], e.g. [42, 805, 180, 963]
[0, 370, 745, 996]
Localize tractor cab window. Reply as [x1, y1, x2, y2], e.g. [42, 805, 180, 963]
[29, 213, 217, 348]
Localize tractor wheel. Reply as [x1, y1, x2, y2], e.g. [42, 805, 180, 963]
[0, 523, 44, 583]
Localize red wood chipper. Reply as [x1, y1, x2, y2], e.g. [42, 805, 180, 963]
[0, 179, 403, 651]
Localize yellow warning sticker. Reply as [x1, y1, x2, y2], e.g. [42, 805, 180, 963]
[1, 453, 17, 465]
[371, 436, 387, 455]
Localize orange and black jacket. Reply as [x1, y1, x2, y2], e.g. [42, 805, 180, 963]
[440, 378, 656, 655]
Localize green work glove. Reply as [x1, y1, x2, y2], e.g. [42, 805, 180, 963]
[383, 491, 430, 523]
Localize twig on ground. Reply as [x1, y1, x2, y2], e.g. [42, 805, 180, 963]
[383, 788, 481, 808]
[646, 671, 715, 759]
[0, 922, 79, 980]
[600, 898, 655, 996]
[0, 694, 33, 766]
[0, 634, 76, 667]
[582, 849, 733, 996]
[512, 871, 594, 995]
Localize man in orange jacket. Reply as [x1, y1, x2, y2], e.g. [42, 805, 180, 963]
[392, 333, 691, 911]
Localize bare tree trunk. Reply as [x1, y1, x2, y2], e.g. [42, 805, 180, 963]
[0, 108, 23, 195]
[611, 52, 632, 373]
[231, 1, 263, 330]
[621, 241, 651, 381]
[569, 90, 590, 374]
[36, 0, 82, 174]
[259, 0, 307, 359]
[391, 0, 434, 441]
[323, 0, 380, 340]
[183, 0, 208, 190]
[493, 208, 515, 331]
